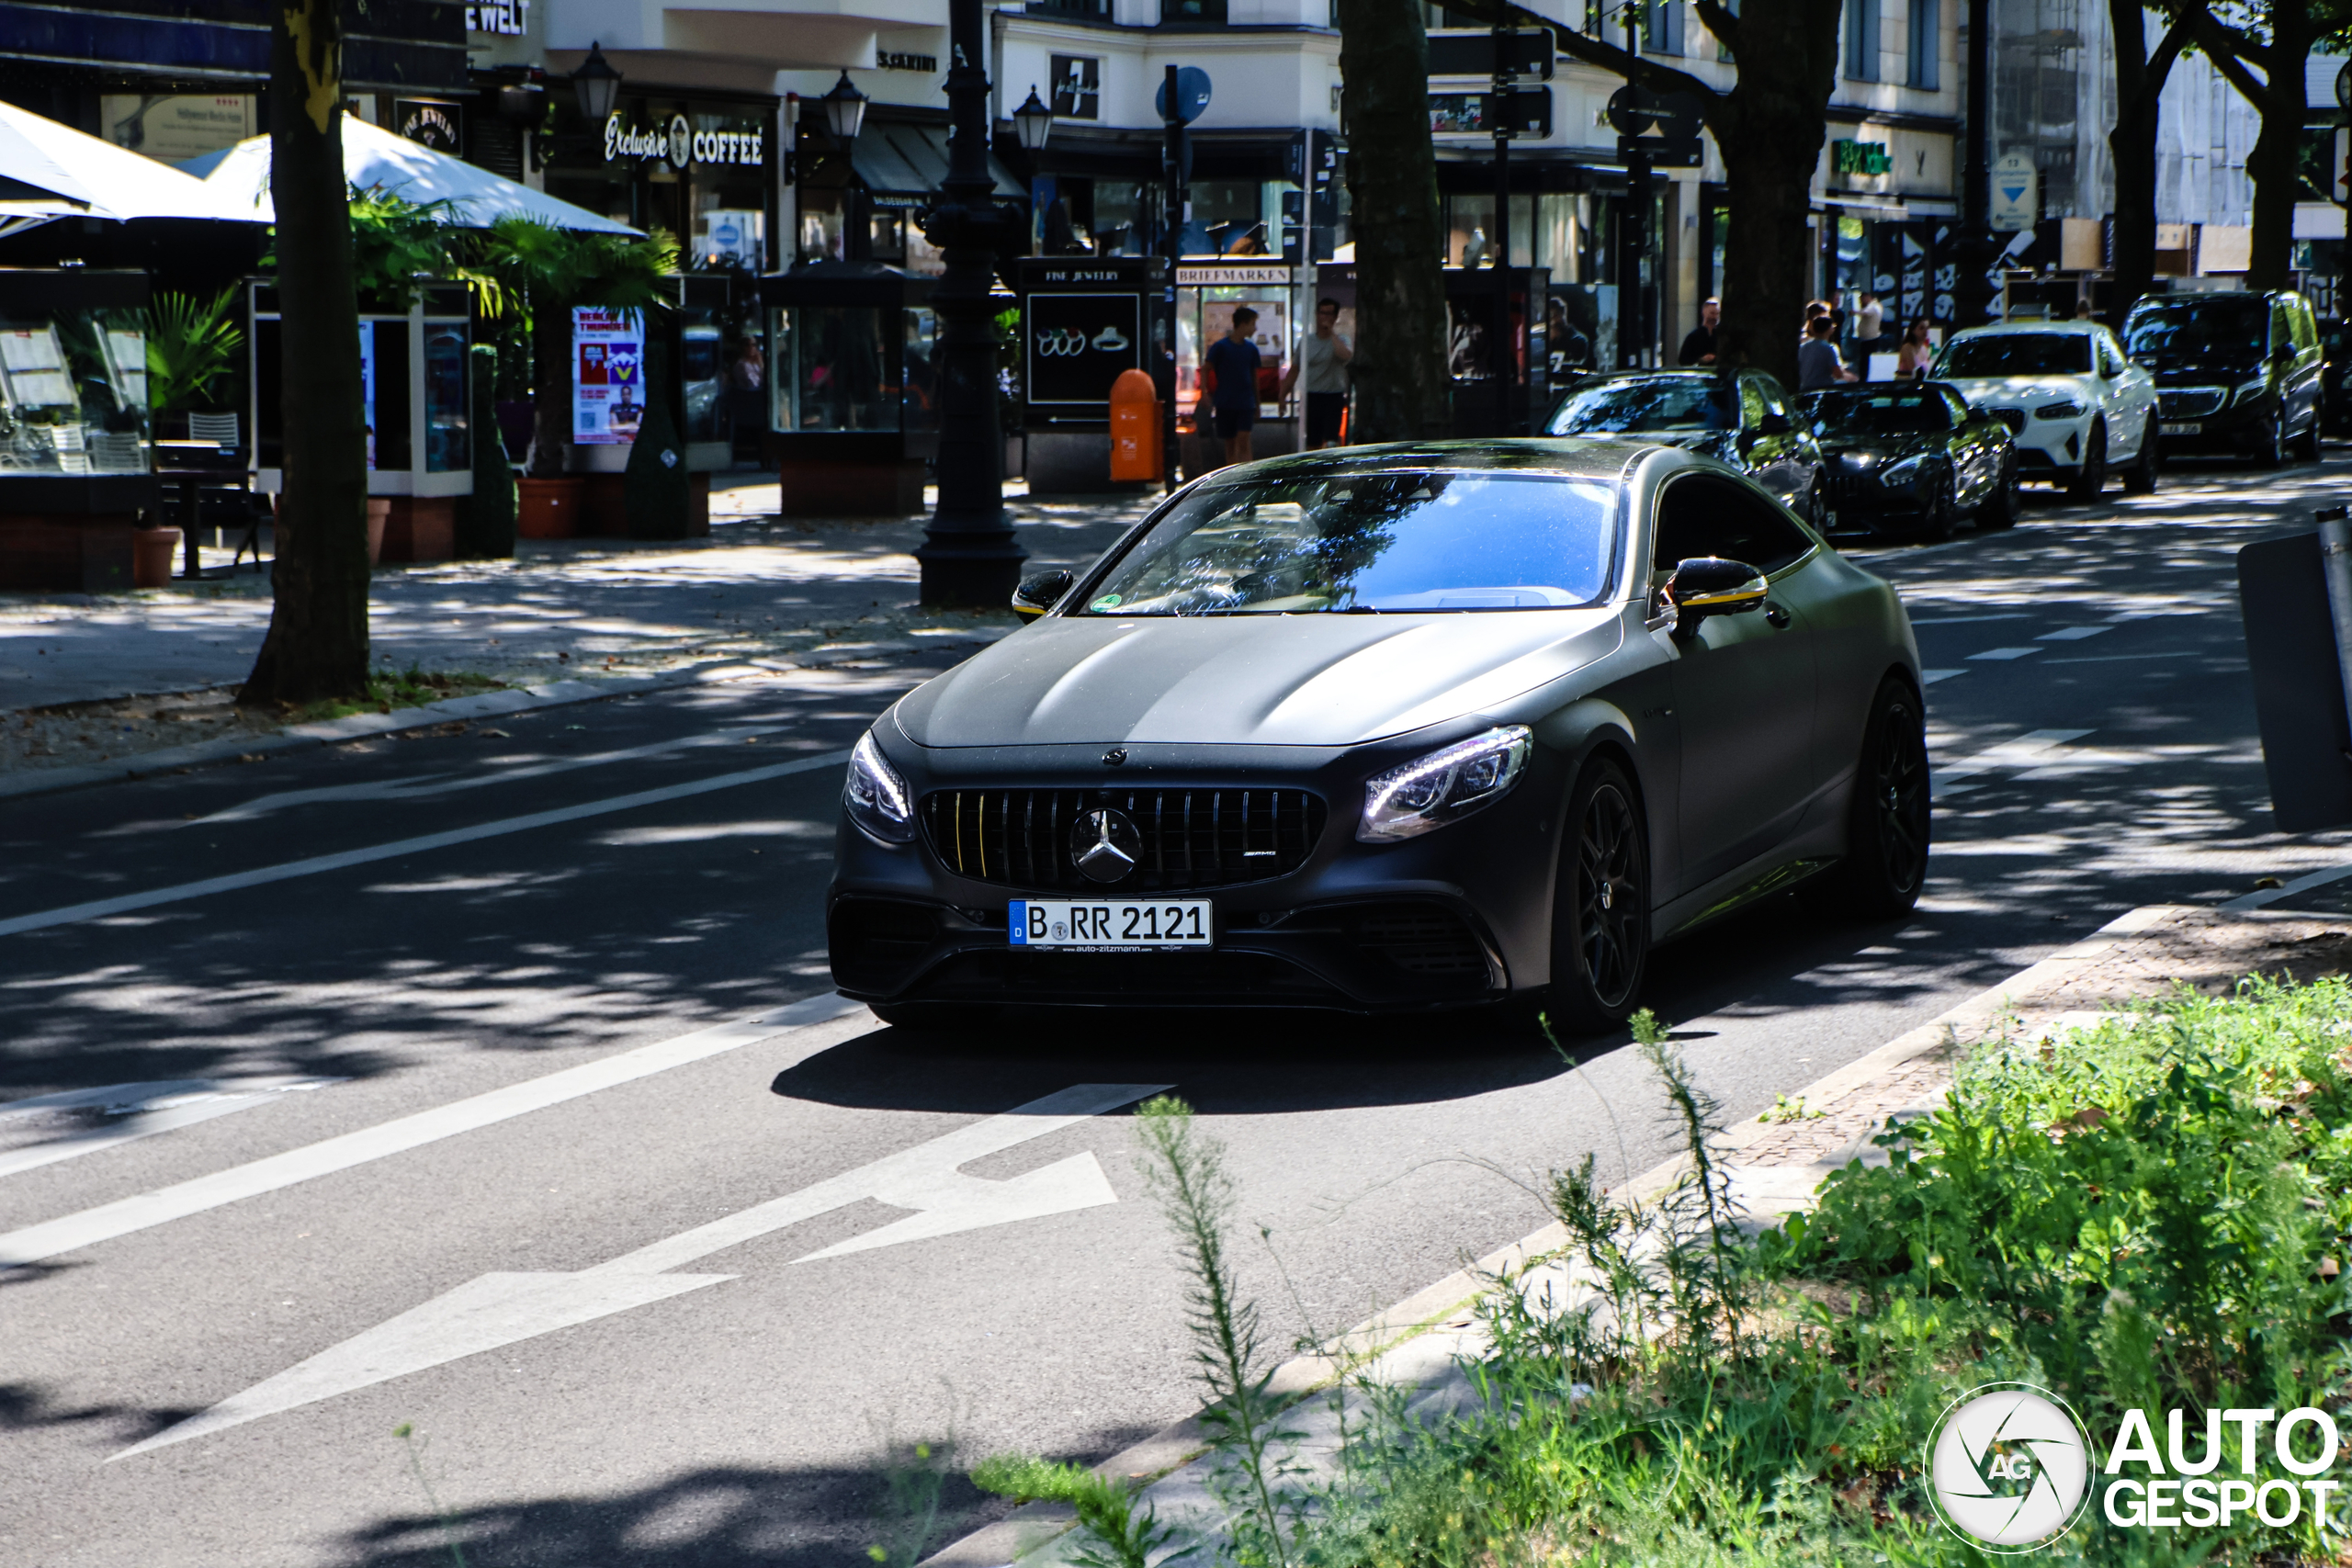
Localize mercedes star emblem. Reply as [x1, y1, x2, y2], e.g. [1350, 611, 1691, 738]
[1069, 807, 1143, 884]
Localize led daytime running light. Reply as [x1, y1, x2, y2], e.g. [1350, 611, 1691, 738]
[1359, 725, 1532, 842]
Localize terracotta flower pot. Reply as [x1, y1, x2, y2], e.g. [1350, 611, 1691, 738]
[131, 526, 181, 589]
[517, 477, 582, 539]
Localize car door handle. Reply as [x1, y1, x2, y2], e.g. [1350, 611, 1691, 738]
[1763, 601, 1792, 629]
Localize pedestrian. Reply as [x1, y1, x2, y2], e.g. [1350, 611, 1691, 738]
[1204, 306, 1264, 466]
[1802, 299, 1830, 345]
[1281, 297, 1354, 450]
[1895, 319, 1936, 379]
[1798, 313, 1858, 391]
[1679, 298, 1721, 367]
[1856, 290, 1884, 348]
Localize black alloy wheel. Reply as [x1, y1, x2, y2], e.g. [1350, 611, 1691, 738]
[1919, 465, 1958, 542]
[1815, 678, 1931, 920]
[2121, 421, 2161, 495]
[1976, 456, 2019, 529]
[1549, 760, 1650, 1035]
[2066, 421, 2108, 502]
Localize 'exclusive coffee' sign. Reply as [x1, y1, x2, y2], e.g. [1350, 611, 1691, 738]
[603, 112, 765, 169]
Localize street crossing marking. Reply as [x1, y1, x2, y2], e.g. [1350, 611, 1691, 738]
[1919, 669, 1966, 685]
[0, 992, 866, 1271]
[1966, 646, 2045, 660]
[0, 748, 852, 939]
[2036, 626, 2111, 642]
[1931, 728, 2092, 797]
[0, 1077, 343, 1180]
[112, 1082, 1172, 1459]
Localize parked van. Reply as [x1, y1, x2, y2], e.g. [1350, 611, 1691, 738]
[2121, 289, 2324, 466]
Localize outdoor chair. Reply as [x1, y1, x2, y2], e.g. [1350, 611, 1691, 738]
[87, 433, 142, 472]
[187, 412, 240, 452]
[50, 424, 86, 475]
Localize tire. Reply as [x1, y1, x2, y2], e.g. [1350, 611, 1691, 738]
[1815, 678, 1931, 921]
[1546, 758, 1651, 1036]
[2252, 410, 2284, 468]
[1975, 456, 2018, 529]
[2297, 412, 2325, 463]
[1807, 478, 1838, 536]
[2121, 421, 2160, 495]
[2065, 421, 2107, 502]
[1917, 465, 1957, 541]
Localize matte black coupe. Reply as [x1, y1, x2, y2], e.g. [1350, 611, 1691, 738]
[828, 440, 1928, 1033]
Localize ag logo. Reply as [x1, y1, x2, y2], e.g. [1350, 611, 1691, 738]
[1927, 1382, 2094, 1552]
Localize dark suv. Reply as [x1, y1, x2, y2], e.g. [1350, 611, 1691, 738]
[2122, 289, 2324, 465]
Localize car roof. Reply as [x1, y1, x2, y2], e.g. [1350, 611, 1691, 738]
[1206, 437, 1646, 485]
[1951, 320, 2109, 339]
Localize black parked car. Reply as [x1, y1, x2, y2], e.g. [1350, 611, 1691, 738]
[1543, 369, 1834, 530]
[2320, 316, 2348, 435]
[2121, 289, 2325, 465]
[1803, 381, 2018, 540]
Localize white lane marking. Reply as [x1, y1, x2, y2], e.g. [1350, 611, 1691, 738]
[2037, 626, 2111, 641]
[0, 992, 865, 1270]
[1967, 646, 2045, 660]
[1932, 728, 2092, 797]
[114, 1081, 1170, 1459]
[1907, 613, 2031, 626]
[2225, 863, 2352, 911]
[1920, 669, 1967, 685]
[193, 724, 799, 825]
[2044, 649, 2214, 665]
[0, 749, 852, 940]
[0, 1077, 342, 1180]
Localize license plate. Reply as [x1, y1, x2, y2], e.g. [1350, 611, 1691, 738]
[1009, 898, 1213, 949]
[2161, 422, 2200, 435]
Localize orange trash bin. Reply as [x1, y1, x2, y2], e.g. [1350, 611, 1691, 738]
[1108, 368, 1160, 482]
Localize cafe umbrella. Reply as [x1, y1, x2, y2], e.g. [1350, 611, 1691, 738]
[0, 99, 254, 236]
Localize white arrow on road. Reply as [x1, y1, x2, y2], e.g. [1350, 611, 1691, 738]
[114, 1081, 1170, 1460]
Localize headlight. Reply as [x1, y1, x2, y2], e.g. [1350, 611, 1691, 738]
[1359, 725, 1532, 842]
[2233, 378, 2268, 405]
[1880, 455, 1928, 485]
[1840, 450, 1879, 468]
[2033, 400, 2085, 420]
[844, 730, 914, 845]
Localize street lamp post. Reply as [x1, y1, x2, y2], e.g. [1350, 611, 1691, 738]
[820, 71, 869, 261]
[571, 41, 621, 122]
[913, 0, 1028, 607]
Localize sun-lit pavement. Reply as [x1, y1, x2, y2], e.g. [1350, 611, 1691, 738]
[0, 449, 2346, 1568]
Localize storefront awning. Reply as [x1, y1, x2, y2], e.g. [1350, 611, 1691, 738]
[853, 121, 1022, 203]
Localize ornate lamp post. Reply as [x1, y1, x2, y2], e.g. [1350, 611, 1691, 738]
[571, 41, 621, 122]
[1013, 86, 1054, 158]
[913, 0, 1028, 607]
[820, 70, 870, 260]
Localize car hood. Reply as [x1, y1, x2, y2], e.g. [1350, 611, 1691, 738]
[1939, 374, 2091, 406]
[895, 610, 1626, 750]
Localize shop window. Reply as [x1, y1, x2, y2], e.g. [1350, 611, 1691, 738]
[1050, 56, 1101, 120]
[423, 324, 469, 475]
[1095, 181, 1148, 255]
[1643, 0, 1684, 55]
[1906, 0, 1939, 88]
[1847, 0, 1880, 80]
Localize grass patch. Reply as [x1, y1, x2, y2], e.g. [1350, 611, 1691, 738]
[289, 666, 505, 724]
[1292, 981, 2352, 1568]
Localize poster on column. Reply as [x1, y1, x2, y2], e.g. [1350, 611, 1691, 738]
[573, 308, 645, 445]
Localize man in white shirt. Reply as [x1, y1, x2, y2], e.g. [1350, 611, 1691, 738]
[1856, 291, 1884, 346]
[1280, 298, 1354, 449]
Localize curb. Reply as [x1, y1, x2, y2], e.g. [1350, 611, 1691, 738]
[0, 659, 775, 804]
[919, 902, 2189, 1568]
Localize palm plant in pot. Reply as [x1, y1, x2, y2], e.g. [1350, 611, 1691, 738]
[478, 220, 678, 538]
[146, 288, 245, 442]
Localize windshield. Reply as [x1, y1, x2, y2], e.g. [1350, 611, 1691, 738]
[1077, 469, 1621, 616]
[1546, 376, 1736, 435]
[1810, 389, 1951, 435]
[1937, 333, 2091, 378]
[2123, 297, 2268, 361]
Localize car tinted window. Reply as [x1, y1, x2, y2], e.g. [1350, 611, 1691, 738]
[1652, 475, 1815, 577]
[1938, 385, 1973, 422]
[1080, 469, 1622, 616]
[1938, 333, 2093, 377]
[1549, 375, 1738, 434]
[1811, 389, 1951, 434]
[2291, 300, 2318, 352]
[2098, 335, 2127, 375]
[2123, 296, 2269, 360]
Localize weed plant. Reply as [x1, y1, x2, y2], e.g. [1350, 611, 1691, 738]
[1300, 979, 2352, 1568]
[972, 1453, 1177, 1568]
[291, 666, 503, 723]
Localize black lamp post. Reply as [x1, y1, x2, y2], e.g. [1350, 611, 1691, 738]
[571, 41, 621, 122]
[913, 0, 1027, 606]
[1013, 86, 1054, 157]
[820, 71, 870, 261]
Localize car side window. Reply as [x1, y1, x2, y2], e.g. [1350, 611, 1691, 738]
[2291, 301, 2319, 354]
[1938, 385, 1973, 423]
[2097, 334, 2125, 377]
[1736, 377, 1768, 428]
[1653, 475, 1817, 578]
[2273, 303, 2294, 357]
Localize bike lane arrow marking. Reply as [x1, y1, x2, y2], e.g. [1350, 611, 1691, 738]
[113, 1081, 1170, 1460]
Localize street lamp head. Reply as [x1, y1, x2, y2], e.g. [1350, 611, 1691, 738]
[571, 41, 621, 122]
[820, 71, 869, 147]
[1013, 86, 1053, 154]
[2337, 59, 2351, 118]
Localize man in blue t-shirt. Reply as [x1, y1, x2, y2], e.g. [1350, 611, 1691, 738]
[1204, 307, 1263, 466]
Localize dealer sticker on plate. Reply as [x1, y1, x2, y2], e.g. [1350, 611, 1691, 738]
[1010, 899, 1213, 948]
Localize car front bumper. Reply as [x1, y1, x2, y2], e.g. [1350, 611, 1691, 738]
[1823, 461, 1938, 521]
[826, 736, 1569, 1012]
[2151, 386, 2276, 448]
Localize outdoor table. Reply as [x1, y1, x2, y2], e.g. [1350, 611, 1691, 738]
[153, 439, 242, 578]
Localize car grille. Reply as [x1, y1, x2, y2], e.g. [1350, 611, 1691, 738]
[921, 787, 1329, 891]
[1986, 408, 2026, 434]
[1351, 903, 1494, 979]
[2157, 388, 2225, 419]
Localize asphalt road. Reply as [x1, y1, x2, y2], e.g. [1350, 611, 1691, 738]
[5, 451, 2348, 1568]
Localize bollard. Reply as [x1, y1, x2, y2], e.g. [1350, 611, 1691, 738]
[2320, 505, 2352, 757]
[1109, 368, 1160, 482]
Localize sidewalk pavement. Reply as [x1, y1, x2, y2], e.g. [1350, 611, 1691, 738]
[0, 479, 1155, 781]
[928, 902, 2352, 1568]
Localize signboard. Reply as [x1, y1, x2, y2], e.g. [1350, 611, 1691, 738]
[1176, 264, 1292, 287]
[1154, 66, 1213, 125]
[1605, 85, 1703, 141]
[395, 99, 462, 153]
[1430, 87, 1551, 138]
[1426, 29, 1555, 79]
[466, 0, 529, 35]
[1990, 152, 2039, 231]
[1619, 136, 1702, 167]
[572, 308, 644, 446]
[358, 323, 377, 469]
[1833, 138, 1892, 176]
[100, 94, 254, 164]
[602, 111, 764, 169]
[695, 209, 763, 268]
[1875, 221, 1959, 327]
[1026, 294, 1143, 408]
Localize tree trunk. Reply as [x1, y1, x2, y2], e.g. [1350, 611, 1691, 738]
[2243, 0, 2313, 291]
[526, 287, 571, 479]
[2105, 6, 2188, 322]
[1336, 0, 1453, 442]
[241, 0, 369, 709]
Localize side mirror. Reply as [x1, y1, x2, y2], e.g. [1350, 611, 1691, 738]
[1756, 412, 1792, 435]
[1012, 570, 1075, 621]
[1664, 557, 1769, 634]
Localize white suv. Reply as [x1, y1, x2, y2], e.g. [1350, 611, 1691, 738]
[1931, 321, 2160, 500]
